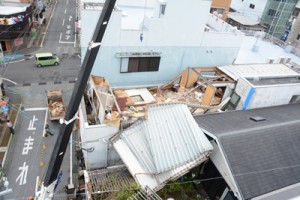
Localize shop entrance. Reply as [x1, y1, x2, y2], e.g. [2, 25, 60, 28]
[1, 41, 7, 52]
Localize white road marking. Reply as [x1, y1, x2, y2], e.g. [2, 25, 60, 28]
[59, 33, 75, 44]
[70, 134, 73, 185]
[22, 136, 34, 155]
[43, 108, 49, 137]
[74, 24, 77, 47]
[24, 107, 47, 111]
[28, 115, 38, 130]
[69, 15, 72, 21]
[62, 18, 65, 26]
[35, 176, 39, 197]
[64, 8, 67, 14]
[66, 0, 68, 5]
[16, 162, 28, 185]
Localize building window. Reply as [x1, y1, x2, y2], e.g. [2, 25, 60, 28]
[224, 92, 241, 111]
[249, 4, 255, 9]
[268, 9, 276, 16]
[121, 57, 160, 73]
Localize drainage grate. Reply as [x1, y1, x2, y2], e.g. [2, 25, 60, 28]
[54, 81, 62, 84]
[23, 83, 31, 86]
[39, 82, 47, 85]
[69, 80, 76, 83]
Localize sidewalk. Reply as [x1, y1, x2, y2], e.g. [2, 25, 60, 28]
[32, 0, 57, 48]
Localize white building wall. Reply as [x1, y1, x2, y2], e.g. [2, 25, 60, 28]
[247, 84, 300, 109]
[81, 0, 245, 87]
[235, 77, 300, 110]
[209, 140, 241, 198]
[79, 107, 120, 169]
[230, 0, 267, 22]
[234, 78, 253, 110]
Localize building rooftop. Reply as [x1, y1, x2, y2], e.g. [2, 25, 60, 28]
[247, 76, 300, 86]
[218, 63, 299, 81]
[235, 35, 300, 65]
[82, 0, 242, 35]
[118, 1, 154, 30]
[194, 103, 300, 199]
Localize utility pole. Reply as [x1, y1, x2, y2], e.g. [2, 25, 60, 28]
[36, 0, 116, 199]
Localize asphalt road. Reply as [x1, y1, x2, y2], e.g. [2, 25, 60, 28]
[4, 109, 50, 199]
[0, 0, 81, 86]
[2, 83, 77, 200]
[0, 0, 81, 198]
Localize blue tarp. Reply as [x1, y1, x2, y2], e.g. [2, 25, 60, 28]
[3, 53, 24, 62]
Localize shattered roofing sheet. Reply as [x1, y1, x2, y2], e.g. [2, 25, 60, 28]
[119, 104, 213, 173]
[112, 103, 213, 190]
[113, 138, 210, 190]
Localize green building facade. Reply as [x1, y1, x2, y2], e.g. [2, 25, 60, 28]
[261, 0, 298, 39]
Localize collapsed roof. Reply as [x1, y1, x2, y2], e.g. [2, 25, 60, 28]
[111, 103, 213, 191]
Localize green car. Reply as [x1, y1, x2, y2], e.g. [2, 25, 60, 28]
[35, 53, 59, 68]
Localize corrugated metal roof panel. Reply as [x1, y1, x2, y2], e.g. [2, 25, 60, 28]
[218, 64, 299, 81]
[120, 120, 156, 173]
[147, 104, 213, 173]
[112, 103, 213, 189]
[114, 136, 210, 191]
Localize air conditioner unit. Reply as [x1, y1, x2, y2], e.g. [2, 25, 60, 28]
[277, 57, 285, 64]
[285, 57, 291, 63]
[267, 58, 275, 64]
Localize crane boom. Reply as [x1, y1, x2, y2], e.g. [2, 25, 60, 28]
[37, 0, 116, 198]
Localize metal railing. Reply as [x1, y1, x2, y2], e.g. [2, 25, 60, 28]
[128, 186, 162, 200]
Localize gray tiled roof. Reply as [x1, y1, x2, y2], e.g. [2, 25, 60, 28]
[194, 103, 300, 199]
